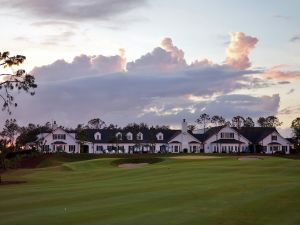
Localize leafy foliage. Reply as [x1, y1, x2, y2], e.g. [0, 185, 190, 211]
[0, 51, 37, 114]
[291, 117, 300, 150]
[257, 116, 282, 128]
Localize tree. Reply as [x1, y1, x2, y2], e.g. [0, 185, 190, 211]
[87, 118, 106, 129]
[0, 51, 37, 114]
[243, 117, 255, 127]
[231, 116, 245, 128]
[75, 124, 87, 153]
[1, 119, 20, 148]
[16, 123, 51, 148]
[291, 118, 300, 151]
[196, 113, 210, 132]
[211, 115, 226, 127]
[187, 124, 196, 132]
[257, 116, 282, 127]
[257, 117, 267, 127]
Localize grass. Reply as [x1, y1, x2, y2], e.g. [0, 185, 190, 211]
[1, 154, 300, 225]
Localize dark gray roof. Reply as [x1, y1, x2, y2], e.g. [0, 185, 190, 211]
[233, 127, 277, 144]
[81, 128, 180, 143]
[211, 139, 244, 144]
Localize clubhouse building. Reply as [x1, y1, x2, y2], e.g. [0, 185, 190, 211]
[28, 120, 292, 154]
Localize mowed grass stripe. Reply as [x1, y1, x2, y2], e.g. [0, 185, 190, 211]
[0, 155, 300, 225]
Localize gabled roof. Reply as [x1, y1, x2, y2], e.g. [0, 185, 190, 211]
[202, 126, 226, 141]
[233, 127, 277, 144]
[42, 127, 76, 141]
[82, 128, 180, 143]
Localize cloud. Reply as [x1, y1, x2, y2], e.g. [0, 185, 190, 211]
[1, 36, 279, 128]
[224, 32, 258, 69]
[278, 81, 290, 85]
[287, 89, 294, 95]
[273, 14, 290, 20]
[290, 33, 300, 42]
[2, 0, 147, 21]
[262, 68, 300, 81]
[31, 20, 78, 29]
[32, 50, 126, 82]
[203, 94, 280, 118]
[127, 38, 187, 72]
[279, 105, 300, 115]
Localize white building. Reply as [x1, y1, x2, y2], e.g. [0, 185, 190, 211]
[28, 120, 292, 154]
[27, 121, 80, 153]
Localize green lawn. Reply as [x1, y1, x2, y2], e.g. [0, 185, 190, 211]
[1, 155, 300, 225]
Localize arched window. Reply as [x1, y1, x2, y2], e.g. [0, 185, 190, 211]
[137, 132, 143, 140]
[116, 132, 122, 140]
[126, 132, 133, 140]
[156, 132, 164, 140]
[94, 132, 101, 140]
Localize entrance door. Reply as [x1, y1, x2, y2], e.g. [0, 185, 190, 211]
[81, 145, 89, 153]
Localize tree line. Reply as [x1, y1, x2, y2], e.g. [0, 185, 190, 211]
[192, 114, 284, 131]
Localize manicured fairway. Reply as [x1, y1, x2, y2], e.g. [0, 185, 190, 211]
[1, 155, 300, 225]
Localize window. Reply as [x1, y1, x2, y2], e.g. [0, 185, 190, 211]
[137, 132, 143, 140]
[126, 132, 133, 140]
[116, 132, 122, 140]
[220, 132, 234, 139]
[53, 134, 66, 140]
[69, 145, 75, 152]
[271, 135, 277, 141]
[94, 132, 101, 140]
[96, 146, 103, 151]
[174, 146, 179, 152]
[156, 133, 164, 140]
[282, 146, 287, 151]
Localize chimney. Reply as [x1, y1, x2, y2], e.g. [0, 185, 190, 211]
[52, 121, 58, 130]
[182, 119, 188, 134]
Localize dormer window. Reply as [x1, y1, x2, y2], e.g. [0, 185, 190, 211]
[156, 132, 164, 140]
[94, 132, 101, 140]
[53, 134, 66, 140]
[220, 132, 234, 139]
[137, 132, 143, 140]
[126, 132, 133, 140]
[116, 132, 122, 140]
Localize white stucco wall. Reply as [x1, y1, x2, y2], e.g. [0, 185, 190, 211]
[260, 131, 291, 154]
[39, 128, 80, 153]
[204, 127, 251, 153]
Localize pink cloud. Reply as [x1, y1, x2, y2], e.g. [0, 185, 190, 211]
[262, 69, 300, 81]
[224, 32, 258, 69]
[160, 37, 186, 65]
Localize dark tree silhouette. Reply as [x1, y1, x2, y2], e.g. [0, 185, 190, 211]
[291, 117, 300, 151]
[211, 115, 226, 127]
[87, 118, 106, 129]
[196, 113, 210, 132]
[232, 116, 245, 128]
[257, 116, 282, 127]
[243, 117, 255, 127]
[0, 52, 37, 114]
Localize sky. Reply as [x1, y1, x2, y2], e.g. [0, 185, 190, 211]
[0, 0, 299, 136]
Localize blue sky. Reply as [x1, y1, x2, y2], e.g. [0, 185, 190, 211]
[0, 0, 299, 135]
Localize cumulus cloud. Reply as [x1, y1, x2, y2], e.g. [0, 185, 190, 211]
[225, 32, 258, 69]
[127, 38, 187, 72]
[2, 0, 147, 21]
[32, 51, 126, 82]
[1, 36, 281, 128]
